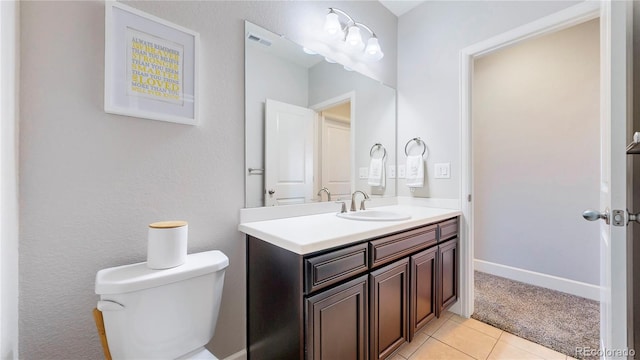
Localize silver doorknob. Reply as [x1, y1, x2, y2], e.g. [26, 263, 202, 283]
[582, 209, 609, 224]
[268, 189, 275, 195]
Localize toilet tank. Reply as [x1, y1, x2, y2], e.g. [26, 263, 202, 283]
[95, 250, 229, 360]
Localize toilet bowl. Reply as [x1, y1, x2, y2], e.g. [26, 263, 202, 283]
[95, 250, 229, 360]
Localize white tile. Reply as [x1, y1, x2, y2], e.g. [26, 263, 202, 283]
[388, 354, 407, 360]
[432, 320, 498, 359]
[409, 338, 476, 360]
[421, 315, 449, 336]
[499, 332, 566, 360]
[449, 315, 503, 339]
[398, 332, 429, 358]
[488, 340, 545, 360]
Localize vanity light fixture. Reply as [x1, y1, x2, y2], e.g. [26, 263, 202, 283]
[323, 8, 384, 62]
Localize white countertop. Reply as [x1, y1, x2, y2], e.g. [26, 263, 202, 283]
[238, 205, 461, 255]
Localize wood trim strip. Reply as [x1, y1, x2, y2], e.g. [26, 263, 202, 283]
[305, 243, 369, 294]
[438, 218, 459, 242]
[92, 308, 112, 360]
[370, 225, 437, 268]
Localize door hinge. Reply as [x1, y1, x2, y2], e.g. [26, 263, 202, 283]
[467, 194, 471, 202]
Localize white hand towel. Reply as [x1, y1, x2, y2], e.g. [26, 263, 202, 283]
[406, 155, 424, 188]
[368, 158, 385, 187]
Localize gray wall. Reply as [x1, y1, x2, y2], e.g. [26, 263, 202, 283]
[397, 0, 580, 198]
[472, 19, 600, 285]
[18, 1, 396, 358]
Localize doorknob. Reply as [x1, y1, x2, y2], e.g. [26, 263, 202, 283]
[582, 209, 610, 224]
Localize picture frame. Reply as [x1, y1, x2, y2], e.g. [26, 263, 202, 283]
[104, 2, 199, 125]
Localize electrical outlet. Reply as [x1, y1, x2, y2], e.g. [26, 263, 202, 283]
[434, 163, 451, 179]
[387, 166, 396, 179]
[398, 165, 406, 179]
[359, 167, 368, 179]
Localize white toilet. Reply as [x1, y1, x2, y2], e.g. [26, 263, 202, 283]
[95, 250, 229, 360]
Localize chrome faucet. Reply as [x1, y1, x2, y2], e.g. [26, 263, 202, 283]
[317, 187, 331, 202]
[350, 190, 370, 212]
[335, 201, 347, 213]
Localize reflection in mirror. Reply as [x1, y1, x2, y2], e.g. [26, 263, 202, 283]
[245, 21, 396, 208]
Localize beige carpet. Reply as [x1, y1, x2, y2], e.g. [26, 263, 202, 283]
[472, 271, 599, 359]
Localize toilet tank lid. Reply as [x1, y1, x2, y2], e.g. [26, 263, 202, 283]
[95, 250, 229, 295]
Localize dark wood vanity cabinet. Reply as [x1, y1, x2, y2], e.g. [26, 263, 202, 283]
[409, 246, 438, 340]
[437, 218, 459, 316]
[247, 216, 459, 360]
[438, 237, 459, 315]
[306, 275, 368, 360]
[370, 258, 409, 360]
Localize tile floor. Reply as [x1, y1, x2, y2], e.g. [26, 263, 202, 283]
[389, 312, 579, 360]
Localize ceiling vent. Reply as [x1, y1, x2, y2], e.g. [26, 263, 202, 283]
[247, 33, 272, 47]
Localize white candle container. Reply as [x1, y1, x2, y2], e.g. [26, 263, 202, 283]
[147, 221, 188, 269]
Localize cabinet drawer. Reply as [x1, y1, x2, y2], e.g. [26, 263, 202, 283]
[438, 218, 458, 242]
[370, 225, 437, 268]
[305, 243, 369, 294]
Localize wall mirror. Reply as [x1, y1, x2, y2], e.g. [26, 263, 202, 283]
[245, 21, 396, 208]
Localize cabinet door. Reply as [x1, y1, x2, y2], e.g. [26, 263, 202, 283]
[438, 238, 458, 315]
[409, 246, 437, 340]
[370, 258, 409, 360]
[306, 275, 368, 360]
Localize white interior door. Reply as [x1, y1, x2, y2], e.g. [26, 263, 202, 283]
[596, 1, 631, 353]
[321, 115, 351, 199]
[265, 99, 315, 206]
[460, 2, 632, 351]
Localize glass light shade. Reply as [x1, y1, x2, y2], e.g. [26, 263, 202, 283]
[324, 12, 342, 38]
[302, 47, 317, 55]
[364, 37, 384, 61]
[345, 26, 365, 51]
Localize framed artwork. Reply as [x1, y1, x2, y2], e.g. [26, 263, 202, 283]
[104, 2, 199, 125]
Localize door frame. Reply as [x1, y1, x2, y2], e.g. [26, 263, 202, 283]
[0, 0, 20, 356]
[459, 0, 623, 343]
[310, 91, 356, 196]
[320, 116, 352, 199]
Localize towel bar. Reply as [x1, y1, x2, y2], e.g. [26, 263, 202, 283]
[369, 143, 387, 159]
[404, 137, 426, 157]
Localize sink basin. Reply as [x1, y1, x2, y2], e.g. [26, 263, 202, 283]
[336, 210, 411, 221]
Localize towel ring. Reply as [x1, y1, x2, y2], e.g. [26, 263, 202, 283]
[369, 143, 387, 160]
[404, 137, 426, 157]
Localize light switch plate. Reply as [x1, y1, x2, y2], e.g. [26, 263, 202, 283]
[359, 167, 368, 179]
[434, 163, 450, 179]
[387, 166, 396, 179]
[397, 165, 406, 179]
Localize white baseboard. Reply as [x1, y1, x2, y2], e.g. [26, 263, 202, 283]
[221, 349, 246, 360]
[474, 259, 600, 301]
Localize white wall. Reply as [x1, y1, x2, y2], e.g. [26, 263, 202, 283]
[472, 19, 600, 285]
[18, 1, 396, 359]
[397, 0, 580, 199]
[1, 1, 19, 358]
